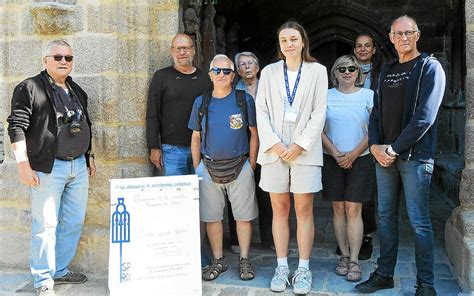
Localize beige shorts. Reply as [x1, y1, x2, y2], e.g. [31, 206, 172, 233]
[197, 160, 258, 222]
[260, 158, 322, 194]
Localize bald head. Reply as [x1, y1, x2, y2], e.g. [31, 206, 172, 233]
[170, 33, 195, 70]
[171, 33, 194, 47]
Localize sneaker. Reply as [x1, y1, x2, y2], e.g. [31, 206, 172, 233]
[270, 266, 290, 292]
[36, 286, 55, 296]
[292, 267, 312, 295]
[355, 271, 394, 293]
[415, 283, 437, 296]
[358, 236, 373, 260]
[54, 271, 87, 285]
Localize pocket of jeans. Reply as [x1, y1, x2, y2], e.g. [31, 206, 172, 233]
[161, 144, 177, 153]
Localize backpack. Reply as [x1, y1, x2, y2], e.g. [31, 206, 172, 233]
[198, 89, 248, 149]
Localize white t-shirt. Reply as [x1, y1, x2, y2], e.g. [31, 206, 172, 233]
[324, 87, 374, 156]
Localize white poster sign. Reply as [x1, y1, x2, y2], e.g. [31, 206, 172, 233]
[108, 175, 201, 296]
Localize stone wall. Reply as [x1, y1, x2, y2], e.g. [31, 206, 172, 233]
[445, 0, 474, 292]
[0, 0, 179, 273]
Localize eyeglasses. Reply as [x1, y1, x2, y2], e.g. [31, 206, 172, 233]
[238, 60, 255, 68]
[46, 55, 74, 62]
[171, 46, 194, 53]
[209, 67, 234, 75]
[390, 30, 419, 39]
[337, 66, 357, 73]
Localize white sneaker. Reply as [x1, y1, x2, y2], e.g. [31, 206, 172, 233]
[292, 267, 312, 295]
[270, 266, 290, 292]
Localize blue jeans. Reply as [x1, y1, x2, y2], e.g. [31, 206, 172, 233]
[375, 159, 435, 286]
[30, 155, 89, 288]
[155, 144, 194, 176]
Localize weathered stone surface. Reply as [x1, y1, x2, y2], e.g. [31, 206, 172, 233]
[7, 40, 43, 77]
[83, 200, 109, 227]
[155, 9, 179, 36]
[0, 160, 29, 202]
[460, 167, 474, 205]
[149, 39, 173, 72]
[72, 225, 109, 273]
[118, 76, 148, 122]
[0, 207, 18, 226]
[87, 4, 151, 35]
[72, 36, 118, 74]
[22, 3, 83, 35]
[0, 6, 19, 37]
[464, 123, 474, 163]
[73, 75, 120, 122]
[119, 39, 151, 74]
[445, 210, 474, 290]
[93, 123, 147, 160]
[466, 70, 474, 120]
[88, 162, 152, 201]
[0, 230, 29, 268]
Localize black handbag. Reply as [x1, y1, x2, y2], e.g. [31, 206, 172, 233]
[202, 155, 248, 184]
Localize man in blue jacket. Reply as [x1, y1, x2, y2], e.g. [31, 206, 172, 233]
[356, 16, 445, 296]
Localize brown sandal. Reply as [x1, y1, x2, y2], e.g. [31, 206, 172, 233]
[346, 260, 362, 282]
[239, 257, 255, 281]
[202, 257, 227, 281]
[335, 256, 350, 276]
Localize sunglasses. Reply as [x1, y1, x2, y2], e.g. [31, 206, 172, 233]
[209, 67, 234, 75]
[337, 66, 357, 73]
[46, 55, 74, 62]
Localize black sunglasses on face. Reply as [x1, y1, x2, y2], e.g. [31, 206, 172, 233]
[46, 55, 74, 62]
[337, 66, 357, 73]
[209, 67, 234, 75]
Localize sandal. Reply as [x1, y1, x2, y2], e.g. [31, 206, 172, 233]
[346, 260, 362, 282]
[239, 257, 255, 281]
[335, 256, 350, 276]
[202, 257, 227, 281]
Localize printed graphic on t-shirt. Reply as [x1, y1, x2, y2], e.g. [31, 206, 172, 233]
[229, 113, 243, 129]
[383, 70, 411, 88]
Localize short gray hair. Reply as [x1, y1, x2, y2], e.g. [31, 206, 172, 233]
[43, 40, 72, 57]
[390, 15, 419, 33]
[234, 51, 259, 68]
[209, 54, 234, 71]
[330, 55, 362, 87]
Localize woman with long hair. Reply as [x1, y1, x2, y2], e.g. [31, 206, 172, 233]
[256, 21, 327, 294]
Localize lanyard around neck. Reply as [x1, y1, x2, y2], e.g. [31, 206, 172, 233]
[283, 61, 302, 107]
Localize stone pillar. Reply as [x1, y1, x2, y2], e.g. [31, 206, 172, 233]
[0, 1, 179, 273]
[444, 1, 474, 291]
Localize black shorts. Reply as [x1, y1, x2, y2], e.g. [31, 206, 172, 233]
[322, 153, 375, 203]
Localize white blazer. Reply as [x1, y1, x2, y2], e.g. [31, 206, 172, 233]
[256, 60, 328, 166]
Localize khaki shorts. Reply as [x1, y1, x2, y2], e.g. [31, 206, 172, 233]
[260, 158, 322, 194]
[197, 160, 258, 222]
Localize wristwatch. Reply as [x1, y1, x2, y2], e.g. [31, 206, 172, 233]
[88, 152, 96, 159]
[385, 146, 398, 157]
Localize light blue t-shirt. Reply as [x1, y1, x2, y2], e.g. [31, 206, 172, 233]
[188, 90, 256, 160]
[324, 88, 374, 155]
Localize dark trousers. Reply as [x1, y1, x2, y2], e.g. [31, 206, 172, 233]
[362, 180, 378, 235]
[227, 164, 273, 247]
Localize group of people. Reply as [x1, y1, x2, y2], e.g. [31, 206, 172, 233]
[7, 13, 445, 296]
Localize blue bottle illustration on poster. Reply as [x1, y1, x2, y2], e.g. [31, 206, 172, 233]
[111, 197, 131, 283]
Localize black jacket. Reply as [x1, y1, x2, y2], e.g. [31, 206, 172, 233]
[7, 70, 92, 173]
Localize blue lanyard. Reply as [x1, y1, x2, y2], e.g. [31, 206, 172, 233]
[283, 61, 302, 107]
